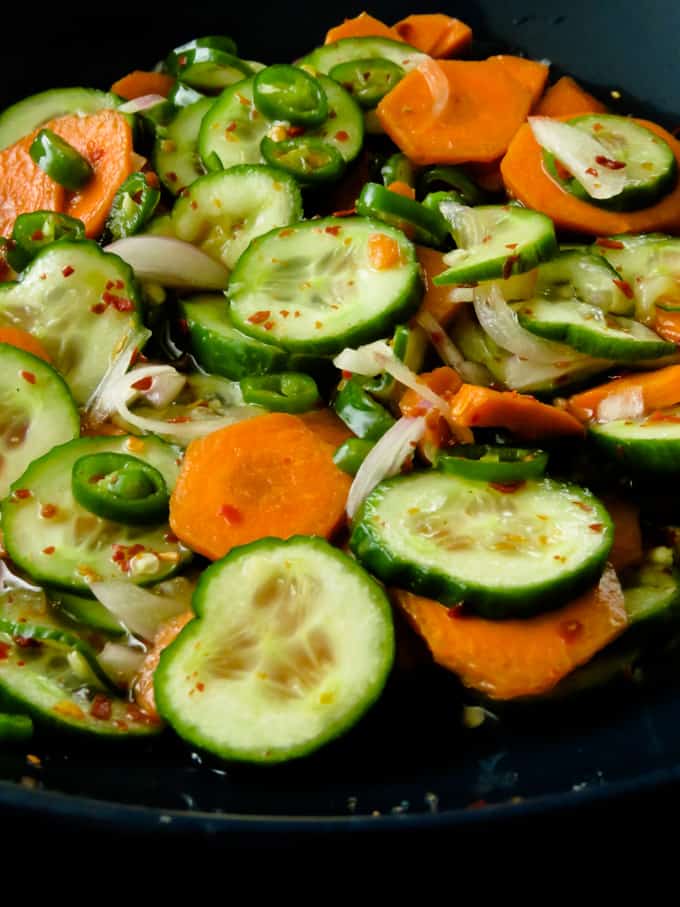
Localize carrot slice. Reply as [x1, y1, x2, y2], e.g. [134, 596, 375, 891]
[602, 495, 643, 572]
[449, 384, 585, 439]
[653, 308, 680, 344]
[394, 565, 628, 700]
[169, 412, 352, 560]
[415, 246, 468, 326]
[501, 117, 680, 235]
[487, 55, 550, 107]
[393, 14, 472, 58]
[111, 70, 175, 100]
[134, 612, 193, 718]
[567, 364, 680, 421]
[325, 12, 401, 44]
[534, 75, 608, 118]
[376, 59, 533, 165]
[399, 366, 463, 418]
[299, 407, 355, 449]
[0, 328, 51, 363]
[48, 109, 134, 238]
[0, 134, 65, 237]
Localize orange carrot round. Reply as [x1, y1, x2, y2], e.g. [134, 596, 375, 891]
[449, 384, 585, 439]
[299, 407, 355, 449]
[487, 55, 549, 108]
[567, 364, 680, 421]
[0, 328, 52, 363]
[0, 133, 65, 237]
[534, 75, 608, 118]
[169, 413, 352, 560]
[501, 117, 680, 236]
[325, 12, 400, 44]
[393, 14, 472, 58]
[395, 564, 628, 700]
[111, 70, 175, 101]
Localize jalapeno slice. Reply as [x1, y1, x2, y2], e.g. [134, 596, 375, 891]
[435, 445, 549, 483]
[7, 211, 85, 271]
[356, 182, 449, 248]
[166, 35, 239, 73]
[253, 64, 328, 126]
[106, 172, 161, 241]
[417, 165, 488, 206]
[422, 190, 465, 218]
[29, 129, 93, 191]
[381, 152, 417, 189]
[260, 135, 345, 185]
[170, 47, 253, 93]
[333, 377, 395, 440]
[333, 438, 376, 476]
[239, 372, 321, 413]
[71, 453, 170, 524]
[329, 57, 404, 109]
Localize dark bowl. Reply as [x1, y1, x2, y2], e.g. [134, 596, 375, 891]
[2, 1, 680, 846]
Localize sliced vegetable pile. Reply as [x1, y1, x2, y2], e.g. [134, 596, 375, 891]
[0, 11, 679, 763]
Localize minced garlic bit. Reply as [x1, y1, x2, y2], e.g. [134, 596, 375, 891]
[129, 551, 160, 576]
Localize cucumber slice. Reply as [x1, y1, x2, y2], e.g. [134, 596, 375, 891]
[434, 205, 557, 285]
[170, 47, 253, 94]
[0, 345, 79, 499]
[623, 560, 680, 625]
[350, 471, 613, 619]
[328, 57, 404, 109]
[170, 165, 302, 270]
[436, 445, 549, 482]
[2, 435, 190, 594]
[154, 536, 394, 764]
[514, 299, 674, 361]
[535, 249, 634, 315]
[0, 241, 142, 405]
[180, 295, 288, 379]
[0, 630, 158, 737]
[589, 408, 680, 473]
[543, 115, 677, 212]
[154, 97, 213, 195]
[228, 217, 422, 355]
[199, 75, 363, 172]
[595, 237, 680, 322]
[333, 376, 395, 440]
[0, 88, 120, 151]
[298, 36, 428, 75]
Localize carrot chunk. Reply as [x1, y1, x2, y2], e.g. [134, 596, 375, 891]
[0, 134, 65, 237]
[567, 364, 680, 421]
[299, 407, 355, 449]
[325, 12, 400, 44]
[534, 75, 608, 117]
[415, 245, 468, 326]
[449, 384, 585, 439]
[393, 14, 472, 58]
[111, 70, 175, 100]
[487, 55, 549, 107]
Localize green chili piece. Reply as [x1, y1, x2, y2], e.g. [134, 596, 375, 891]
[29, 129, 93, 191]
[329, 58, 404, 109]
[356, 182, 449, 248]
[417, 165, 488, 206]
[72, 453, 170, 524]
[381, 152, 417, 189]
[170, 47, 253, 93]
[333, 377, 396, 440]
[422, 189, 465, 218]
[166, 35, 239, 74]
[436, 445, 549, 483]
[333, 438, 376, 476]
[7, 211, 85, 272]
[260, 135, 345, 185]
[254, 64, 328, 126]
[0, 713, 33, 742]
[240, 372, 321, 413]
[106, 172, 161, 241]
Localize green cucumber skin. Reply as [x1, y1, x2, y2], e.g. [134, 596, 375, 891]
[589, 422, 680, 474]
[298, 36, 427, 74]
[154, 536, 395, 764]
[0, 712, 33, 742]
[0, 88, 120, 151]
[48, 589, 125, 636]
[350, 473, 614, 620]
[154, 97, 214, 196]
[180, 297, 288, 380]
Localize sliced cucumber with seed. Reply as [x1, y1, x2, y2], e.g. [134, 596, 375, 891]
[2, 435, 190, 594]
[298, 36, 428, 76]
[154, 536, 394, 764]
[350, 471, 613, 619]
[535, 249, 634, 315]
[589, 409, 680, 473]
[0, 345, 79, 499]
[228, 216, 422, 355]
[154, 97, 213, 195]
[170, 165, 302, 270]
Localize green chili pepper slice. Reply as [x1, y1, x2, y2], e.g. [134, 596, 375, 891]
[170, 47, 253, 93]
[106, 172, 161, 241]
[260, 135, 344, 185]
[381, 152, 417, 189]
[333, 377, 395, 440]
[333, 438, 376, 476]
[253, 64, 328, 126]
[436, 445, 549, 482]
[29, 129, 93, 191]
[7, 210, 85, 272]
[421, 189, 465, 218]
[417, 165, 488, 206]
[167, 82, 206, 108]
[72, 453, 170, 525]
[166, 35, 239, 74]
[0, 713, 33, 742]
[356, 182, 449, 248]
[240, 372, 321, 413]
[329, 57, 404, 110]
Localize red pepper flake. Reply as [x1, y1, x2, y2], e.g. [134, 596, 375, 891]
[111, 543, 145, 572]
[226, 121, 237, 132]
[574, 501, 593, 512]
[191, 200, 198, 210]
[589, 522, 604, 532]
[334, 130, 349, 142]
[131, 375, 153, 391]
[585, 166, 599, 177]
[333, 207, 356, 217]
[164, 530, 179, 544]
[220, 504, 243, 525]
[342, 370, 353, 380]
[90, 694, 112, 721]
[13, 489, 32, 500]
[593, 122, 604, 132]
[196, 682, 205, 692]
[17, 661, 25, 667]
[167, 416, 191, 424]
[559, 619, 583, 642]
[0, 642, 9, 660]
[595, 237, 625, 249]
[279, 228, 294, 238]
[31, 229, 44, 241]
[14, 636, 41, 649]
[237, 94, 251, 107]
[325, 225, 341, 236]
[263, 321, 274, 331]
[166, 171, 178, 183]
[113, 720, 129, 731]
[39, 273, 47, 280]
[178, 55, 187, 67]
[91, 302, 107, 314]
[62, 265, 75, 278]
[613, 278, 634, 299]
[102, 291, 134, 312]
[489, 481, 526, 494]
[42, 546, 55, 555]
[294, 310, 301, 318]
[287, 125, 305, 137]
[132, 189, 144, 205]
[314, 321, 323, 329]
[595, 155, 626, 170]
[115, 279, 125, 290]
[505, 243, 518, 250]
[144, 171, 160, 189]
[279, 309, 290, 318]
[502, 255, 519, 279]
[40, 503, 57, 518]
[247, 310, 271, 325]
[20, 370, 36, 384]
[105, 279, 115, 290]
[176, 317, 189, 337]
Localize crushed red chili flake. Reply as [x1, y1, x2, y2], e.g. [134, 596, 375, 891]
[335, 130, 349, 141]
[280, 309, 290, 318]
[489, 481, 526, 493]
[105, 279, 115, 290]
[31, 229, 44, 241]
[505, 243, 518, 250]
[62, 265, 75, 278]
[40, 503, 57, 518]
[287, 125, 305, 137]
[167, 416, 191, 423]
[131, 375, 153, 391]
[314, 320, 323, 329]
[342, 370, 352, 380]
[263, 321, 274, 331]
[325, 225, 341, 236]
[113, 720, 129, 731]
[144, 171, 160, 188]
[595, 237, 625, 249]
[112, 543, 145, 572]
[16, 661, 25, 667]
[102, 291, 134, 312]
[226, 121, 237, 132]
[14, 636, 41, 649]
[178, 55, 187, 67]
[42, 546, 55, 555]
[20, 370, 36, 384]
[196, 682, 205, 692]
[164, 531, 179, 543]
[585, 166, 599, 177]
[191, 200, 198, 210]
[220, 504, 243, 525]
[595, 155, 626, 170]
[91, 302, 107, 314]
[294, 310, 301, 318]
[589, 522, 604, 532]
[613, 278, 634, 299]
[502, 255, 519, 279]
[90, 694, 112, 721]
[13, 489, 32, 500]
[0, 643, 9, 660]
[166, 171, 178, 182]
[279, 228, 294, 238]
[177, 317, 189, 335]
[247, 310, 271, 324]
